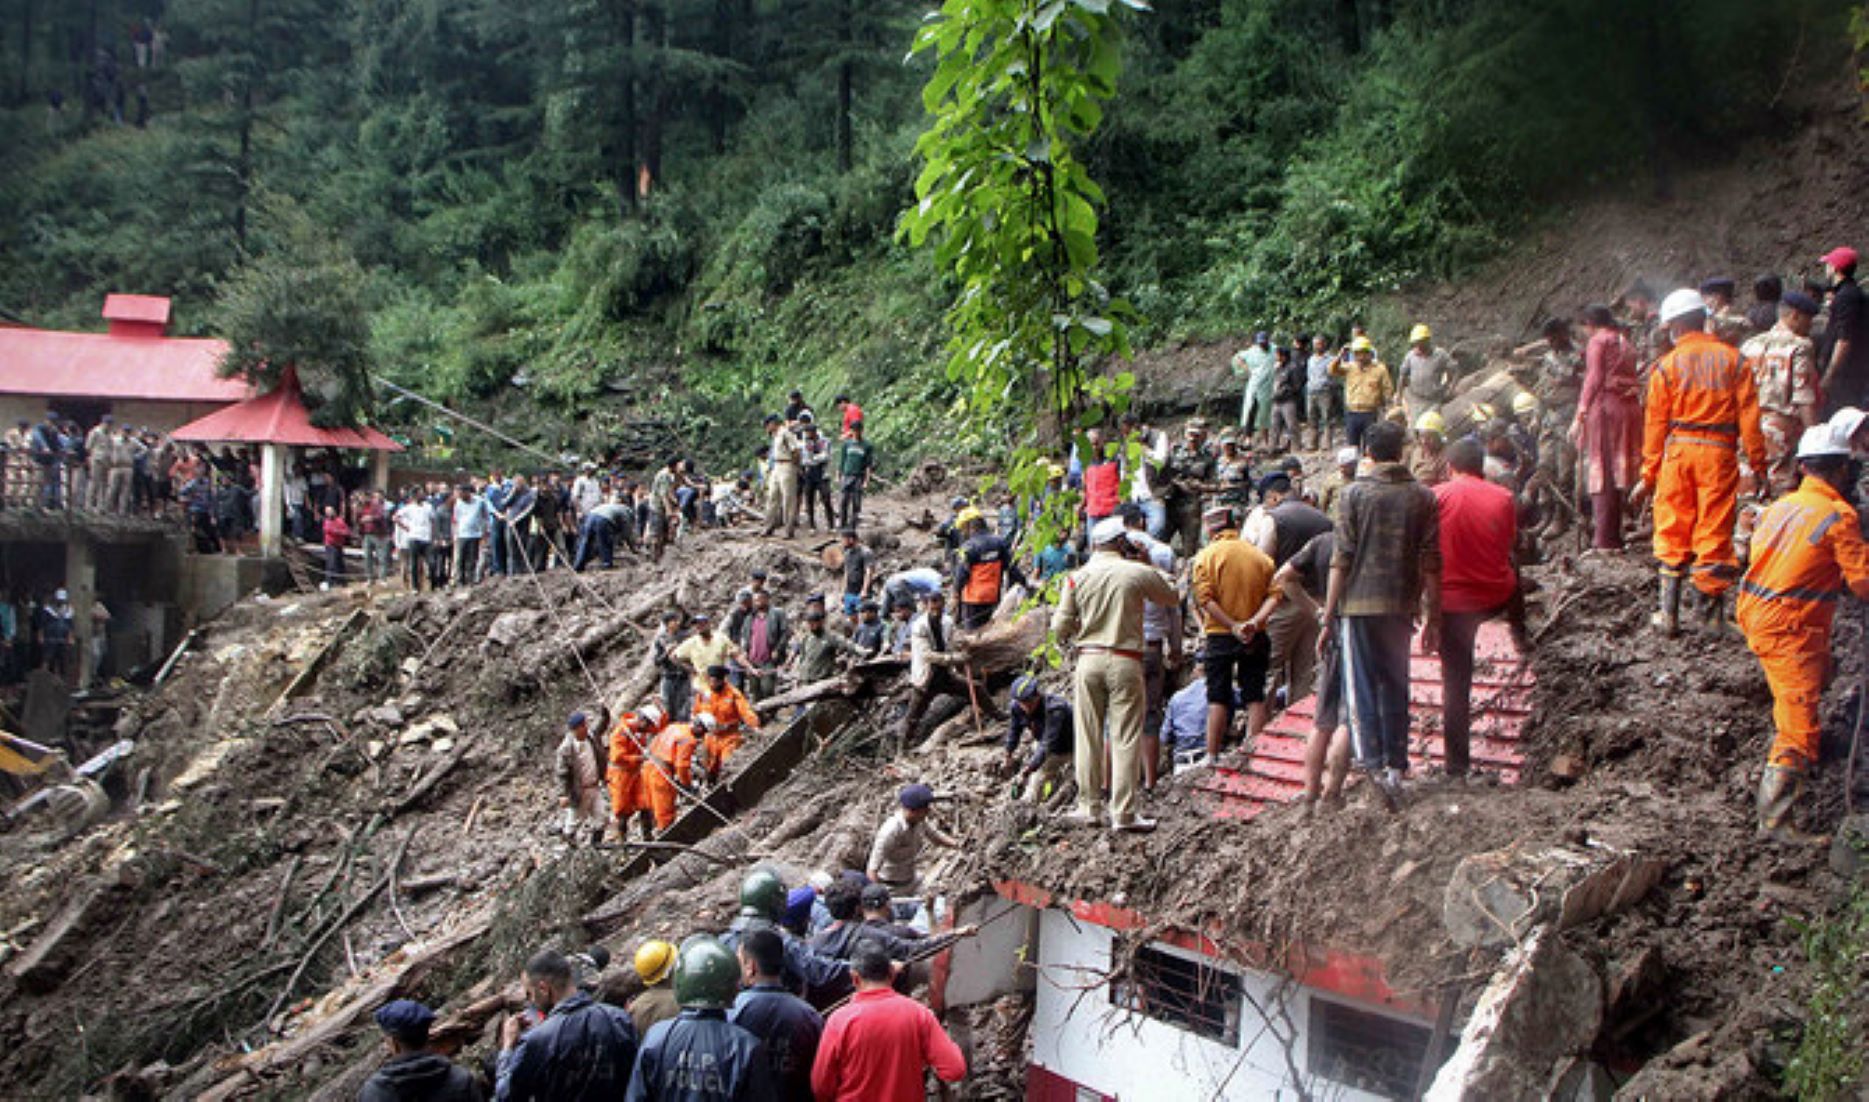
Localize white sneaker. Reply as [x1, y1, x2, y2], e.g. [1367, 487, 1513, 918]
[1111, 816, 1157, 833]
[1059, 808, 1106, 828]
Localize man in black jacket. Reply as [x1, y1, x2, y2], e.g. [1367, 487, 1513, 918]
[627, 937, 776, 1101]
[495, 949, 639, 1101]
[361, 999, 483, 1102]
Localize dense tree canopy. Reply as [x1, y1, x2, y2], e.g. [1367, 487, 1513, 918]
[0, 0, 1844, 462]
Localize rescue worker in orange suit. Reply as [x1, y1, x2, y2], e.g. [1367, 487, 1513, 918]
[607, 703, 663, 842]
[694, 664, 761, 783]
[644, 716, 700, 831]
[1736, 425, 1869, 842]
[953, 508, 1027, 631]
[1634, 288, 1768, 635]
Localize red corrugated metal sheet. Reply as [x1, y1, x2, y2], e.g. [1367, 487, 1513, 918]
[0, 326, 245, 403]
[1184, 620, 1531, 819]
[101, 294, 172, 326]
[170, 369, 401, 451]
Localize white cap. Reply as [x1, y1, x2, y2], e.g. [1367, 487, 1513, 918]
[1795, 425, 1850, 460]
[1658, 288, 1707, 325]
[1335, 446, 1360, 467]
[54, 588, 68, 601]
[1090, 516, 1128, 546]
[1829, 406, 1867, 450]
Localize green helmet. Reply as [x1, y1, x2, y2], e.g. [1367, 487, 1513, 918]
[739, 869, 786, 921]
[673, 936, 740, 1010]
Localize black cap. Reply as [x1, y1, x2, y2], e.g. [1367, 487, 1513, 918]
[763, 414, 781, 426]
[707, 664, 729, 679]
[375, 999, 436, 1043]
[1781, 290, 1820, 315]
[1699, 276, 1736, 297]
[1258, 472, 1292, 497]
[859, 882, 893, 910]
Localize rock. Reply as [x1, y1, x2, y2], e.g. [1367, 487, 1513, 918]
[366, 740, 385, 759]
[1548, 1057, 1616, 1102]
[1829, 813, 1869, 880]
[400, 693, 427, 714]
[250, 797, 288, 814]
[485, 610, 545, 649]
[431, 737, 455, 753]
[1549, 754, 1586, 783]
[1424, 926, 1604, 1100]
[429, 714, 459, 735]
[1444, 845, 1667, 949]
[400, 657, 421, 677]
[370, 703, 405, 727]
[398, 726, 431, 747]
[1391, 859, 1422, 886]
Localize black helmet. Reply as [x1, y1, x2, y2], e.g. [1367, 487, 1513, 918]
[739, 869, 786, 921]
[673, 936, 739, 1010]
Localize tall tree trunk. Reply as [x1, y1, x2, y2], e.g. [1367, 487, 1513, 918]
[836, 58, 852, 174]
[17, 0, 33, 108]
[235, 0, 259, 248]
[83, 0, 96, 116]
[709, 0, 731, 154]
[613, 0, 638, 217]
[640, 0, 664, 197]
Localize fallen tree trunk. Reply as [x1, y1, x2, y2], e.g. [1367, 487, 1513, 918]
[198, 914, 494, 1102]
[753, 674, 863, 718]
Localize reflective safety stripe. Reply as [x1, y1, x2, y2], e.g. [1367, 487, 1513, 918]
[1667, 434, 1736, 451]
[1809, 512, 1841, 545]
[1668, 419, 1738, 434]
[1740, 579, 1841, 603]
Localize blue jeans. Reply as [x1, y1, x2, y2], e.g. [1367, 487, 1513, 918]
[572, 515, 615, 571]
[1139, 499, 1167, 541]
[488, 520, 508, 575]
[1345, 411, 1377, 451]
[1340, 614, 1414, 772]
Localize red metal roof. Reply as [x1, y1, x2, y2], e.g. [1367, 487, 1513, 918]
[101, 294, 173, 326]
[1186, 620, 1531, 818]
[170, 369, 402, 451]
[0, 326, 246, 403]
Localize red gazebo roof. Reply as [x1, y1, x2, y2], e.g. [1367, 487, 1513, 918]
[170, 369, 402, 452]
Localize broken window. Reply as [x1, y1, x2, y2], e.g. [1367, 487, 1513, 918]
[1109, 944, 1242, 1047]
[1306, 995, 1434, 1100]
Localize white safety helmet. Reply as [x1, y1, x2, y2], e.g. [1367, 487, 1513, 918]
[694, 713, 718, 732]
[1795, 425, 1850, 461]
[1828, 406, 1867, 451]
[1657, 288, 1707, 325]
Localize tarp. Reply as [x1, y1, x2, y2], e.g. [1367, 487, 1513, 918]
[170, 368, 402, 452]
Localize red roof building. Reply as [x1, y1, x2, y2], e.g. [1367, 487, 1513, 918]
[0, 295, 248, 431]
[170, 368, 401, 453]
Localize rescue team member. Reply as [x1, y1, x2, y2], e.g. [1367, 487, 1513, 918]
[554, 712, 608, 846]
[628, 940, 682, 1037]
[625, 937, 775, 1102]
[952, 508, 1026, 630]
[730, 928, 824, 1102]
[1740, 290, 1822, 495]
[496, 949, 639, 1101]
[809, 941, 967, 1102]
[361, 999, 482, 1102]
[865, 783, 959, 893]
[644, 717, 700, 831]
[1051, 516, 1180, 832]
[1332, 335, 1394, 451]
[1634, 287, 1768, 635]
[1190, 504, 1276, 761]
[694, 665, 761, 783]
[1003, 674, 1073, 803]
[719, 871, 850, 1006]
[1736, 425, 1869, 842]
[607, 704, 662, 842]
[760, 413, 802, 540]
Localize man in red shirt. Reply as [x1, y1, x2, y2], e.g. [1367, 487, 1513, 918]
[810, 942, 965, 1101]
[834, 393, 864, 440]
[1431, 439, 1522, 778]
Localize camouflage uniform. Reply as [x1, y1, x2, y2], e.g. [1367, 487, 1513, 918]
[1163, 438, 1218, 557]
[1741, 324, 1819, 495]
[1537, 346, 1583, 494]
[1709, 308, 1754, 349]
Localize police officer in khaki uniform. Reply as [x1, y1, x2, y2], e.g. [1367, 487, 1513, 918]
[1050, 516, 1179, 832]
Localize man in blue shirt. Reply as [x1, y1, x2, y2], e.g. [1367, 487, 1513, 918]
[484, 474, 511, 576]
[452, 483, 490, 585]
[730, 929, 823, 1102]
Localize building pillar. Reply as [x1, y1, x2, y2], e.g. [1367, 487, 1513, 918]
[370, 449, 390, 494]
[66, 533, 97, 690]
[259, 442, 285, 558]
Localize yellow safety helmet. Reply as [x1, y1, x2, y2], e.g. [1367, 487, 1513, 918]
[1415, 410, 1446, 435]
[1511, 392, 1539, 415]
[1409, 324, 1433, 344]
[1470, 402, 1496, 424]
[955, 506, 986, 529]
[1046, 462, 1067, 480]
[635, 939, 677, 986]
[1350, 335, 1375, 353]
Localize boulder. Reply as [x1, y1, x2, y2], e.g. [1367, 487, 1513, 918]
[1444, 844, 1666, 949]
[1425, 926, 1604, 1100]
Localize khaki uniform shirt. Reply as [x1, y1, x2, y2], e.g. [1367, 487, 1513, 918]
[1050, 550, 1178, 653]
[1741, 324, 1819, 421]
[1338, 359, 1395, 413]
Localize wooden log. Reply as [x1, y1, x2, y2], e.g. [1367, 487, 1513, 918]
[753, 673, 862, 718]
[394, 753, 464, 815]
[5, 881, 109, 992]
[199, 915, 494, 1102]
[269, 609, 368, 717]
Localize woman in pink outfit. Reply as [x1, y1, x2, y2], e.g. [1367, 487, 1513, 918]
[1571, 303, 1643, 550]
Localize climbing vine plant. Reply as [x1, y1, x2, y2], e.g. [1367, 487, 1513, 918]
[901, 0, 1148, 605]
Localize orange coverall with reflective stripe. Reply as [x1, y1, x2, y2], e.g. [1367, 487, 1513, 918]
[694, 682, 760, 773]
[1641, 330, 1768, 595]
[1735, 475, 1869, 769]
[644, 723, 698, 829]
[606, 711, 661, 818]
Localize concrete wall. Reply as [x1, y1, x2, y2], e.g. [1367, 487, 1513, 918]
[1028, 910, 1407, 1102]
[178, 553, 291, 622]
[943, 896, 1039, 1009]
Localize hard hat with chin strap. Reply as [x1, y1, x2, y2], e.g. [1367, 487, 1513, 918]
[1511, 392, 1539, 415]
[1658, 288, 1708, 325]
[634, 939, 677, 986]
[1414, 410, 1446, 435]
[1409, 324, 1433, 344]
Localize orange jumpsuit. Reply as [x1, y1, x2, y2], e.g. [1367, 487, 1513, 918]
[1642, 330, 1767, 596]
[606, 711, 661, 820]
[693, 681, 760, 775]
[643, 723, 698, 830]
[1736, 475, 1869, 769]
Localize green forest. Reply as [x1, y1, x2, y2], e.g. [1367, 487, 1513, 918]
[0, 0, 1846, 465]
